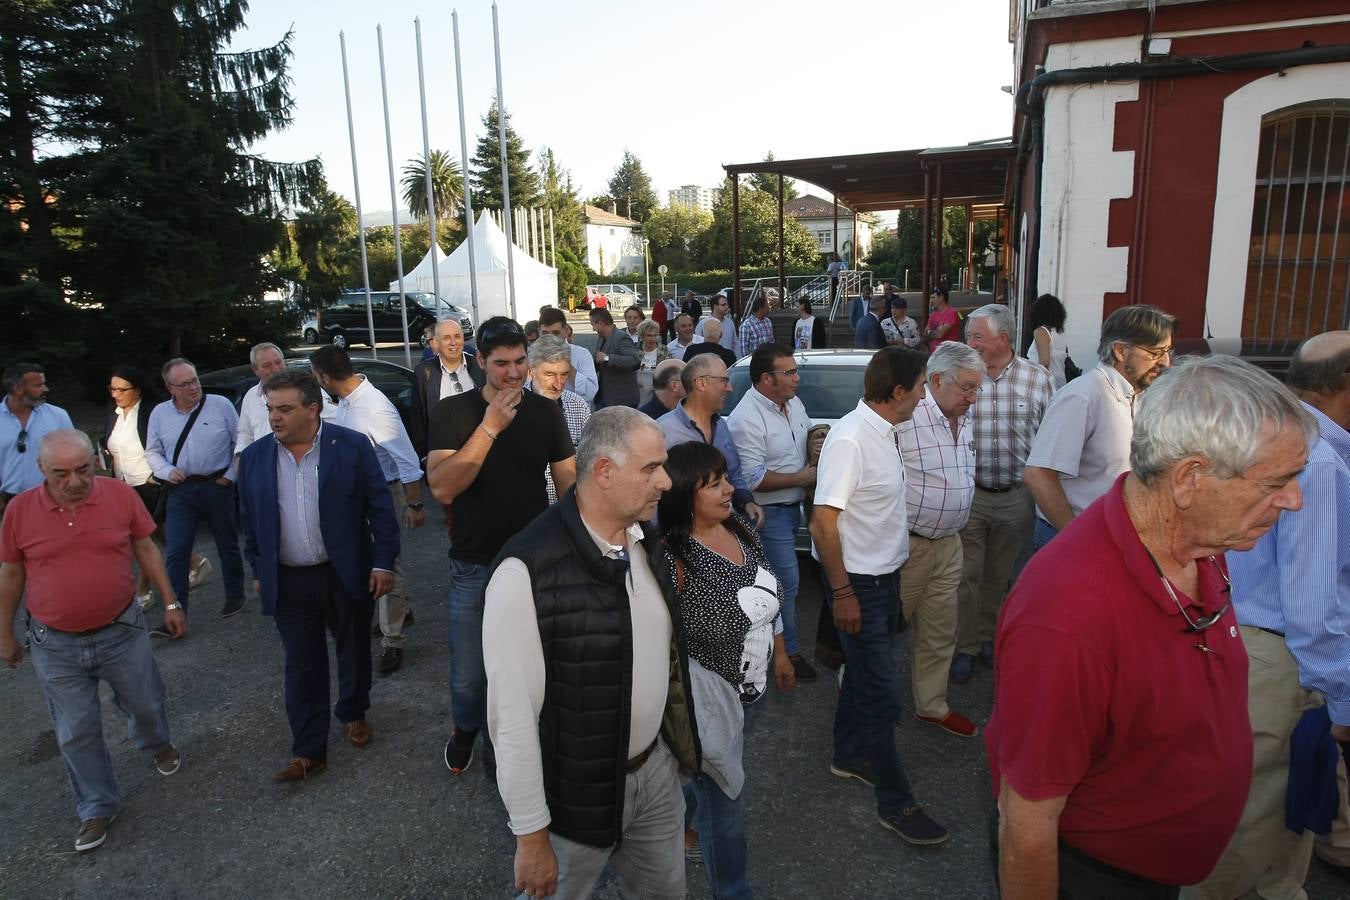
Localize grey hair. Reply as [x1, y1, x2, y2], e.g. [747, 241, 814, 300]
[636, 319, 661, 341]
[161, 357, 195, 381]
[576, 406, 661, 483]
[968, 304, 1015, 339]
[1131, 355, 1318, 484]
[38, 428, 95, 464]
[1287, 332, 1350, 395]
[249, 342, 283, 367]
[435, 317, 464, 336]
[681, 352, 721, 394]
[528, 334, 572, 368]
[926, 341, 983, 381]
[1097, 305, 1176, 365]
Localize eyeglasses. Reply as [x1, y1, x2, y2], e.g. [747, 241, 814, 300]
[699, 375, 730, 384]
[16, 428, 27, 453]
[771, 367, 799, 378]
[168, 377, 200, 389]
[1133, 344, 1173, 362]
[108, 385, 134, 394]
[954, 381, 982, 397]
[1154, 555, 1232, 637]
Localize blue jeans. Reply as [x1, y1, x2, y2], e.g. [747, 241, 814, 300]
[1032, 517, 1059, 551]
[28, 602, 172, 821]
[164, 480, 244, 609]
[447, 558, 490, 734]
[828, 569, 916, 816]
[686, 700, 761, 900]
[758, 503, 801, 656]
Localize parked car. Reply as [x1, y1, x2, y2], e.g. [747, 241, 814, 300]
[317, 291, 474, 350]
[198, 356, 416, 432]
[300, 317, 319, 345]
[585, 283, 645, 309]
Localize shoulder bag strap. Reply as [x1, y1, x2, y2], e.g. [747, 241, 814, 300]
[170, 400, 206, 467]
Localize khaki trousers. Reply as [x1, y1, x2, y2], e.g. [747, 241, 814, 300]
[376, 482, 412, 650]
[956, 486, 1032, 657]
[1315, 756, 1350, 867]
[1182, 627, 1322, 900]
[899, 533, 964, 719]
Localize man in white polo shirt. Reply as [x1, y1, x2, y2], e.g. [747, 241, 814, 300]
[1022, 305, 1175, 550]
[898, 341, 982, 738]
[809, 346, 948, 848]
[728, 343, 817, 681]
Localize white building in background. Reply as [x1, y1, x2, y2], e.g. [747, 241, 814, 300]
[785, 194, 875, 263]
[583, 204, 646, 276]
[667, 185, 719, 212]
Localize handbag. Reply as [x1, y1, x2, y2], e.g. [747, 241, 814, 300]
[150, 399, 206, 523]
[1064, 355, 1083, 382]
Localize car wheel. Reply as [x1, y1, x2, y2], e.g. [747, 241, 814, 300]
[331, 331, 348, 350]
[303, 328, 318, 344]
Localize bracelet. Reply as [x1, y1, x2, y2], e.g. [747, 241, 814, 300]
[164, 603, 182, 612]
[481, 425, 499, 441]
[831, 585, 855, 597]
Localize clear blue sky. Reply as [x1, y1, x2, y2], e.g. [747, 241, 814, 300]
[236, 0, 1015, 213]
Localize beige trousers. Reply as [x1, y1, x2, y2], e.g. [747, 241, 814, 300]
[1314, 756, 1350, 867]
[955, 486, 1032, 657]
[376, 482, 412, 650]
[899, 533, 964, 719]
[1182, 627, 1322, 900]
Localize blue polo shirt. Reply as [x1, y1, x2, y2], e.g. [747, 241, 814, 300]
[0, 401, 74, 494]
[656, 402, 754, 509]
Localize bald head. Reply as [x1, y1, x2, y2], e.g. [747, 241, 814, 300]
[702, 318, 723, 342]
[1288, 329, 1350, 429]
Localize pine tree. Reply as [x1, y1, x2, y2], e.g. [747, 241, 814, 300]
[606, 150, 658, 222]
[748, 152, 801, 201]
[470, 100, 541, 212]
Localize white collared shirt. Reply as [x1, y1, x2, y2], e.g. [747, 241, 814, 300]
[333, 375, 422, 484]
[438, 355, 472, 401]
[107, 402, 154, 486]
[899, 390, 975, 538]
[237, 380, 336, 455]
[813, 400, 910, 575]
[727, 386, 811, 506]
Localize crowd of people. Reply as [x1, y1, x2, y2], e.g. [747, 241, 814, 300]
[0, 288, 1347, 900]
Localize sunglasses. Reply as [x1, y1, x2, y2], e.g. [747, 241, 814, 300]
[16, 428, 27, 453]
[478, 321, 525, 347]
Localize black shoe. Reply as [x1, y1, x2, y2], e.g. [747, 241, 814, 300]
[220, 596, 245, 619]
[878, 805, 950, 846]
[830, 757, 876, 787]
[790, 654, 818, 682]
[443, 728, 477, 775]
[377, 647, 403, 675]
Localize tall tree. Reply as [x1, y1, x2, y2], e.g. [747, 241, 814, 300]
[695, 179, 820, 270]
[401, 150, 463, 225]
[290, 185, 359, 304]
[644, 203, 712, 272]
[606, 150, 658, 222]
[469, 100, 540, 212]
[747, 152, 800, 201]
[538, 147, 583, 258]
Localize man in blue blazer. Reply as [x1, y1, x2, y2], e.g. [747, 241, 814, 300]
[237, 369, 400, 783]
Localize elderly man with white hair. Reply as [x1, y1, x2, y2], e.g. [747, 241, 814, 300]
[988, 355, 1316, 898]
[235, 342, 289, 454]
[952, 303, 1053, 683]
[897, 341, 983, 738]
[528, 334, 591, 504]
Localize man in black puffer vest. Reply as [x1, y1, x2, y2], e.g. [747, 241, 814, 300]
[483, 406, 700, 900]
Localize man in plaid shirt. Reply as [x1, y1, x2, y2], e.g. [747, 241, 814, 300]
[898, 341, 984, 737]
[952, 305, 1053, 684]
[736, 295, 776, 359]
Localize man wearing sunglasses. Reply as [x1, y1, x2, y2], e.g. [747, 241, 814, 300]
[988, 356, 1316, 898]
[0, 363, 73, 522]
[1022, 305, 1176, 551]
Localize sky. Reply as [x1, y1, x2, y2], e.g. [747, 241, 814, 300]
[235, 0, 1016, 214]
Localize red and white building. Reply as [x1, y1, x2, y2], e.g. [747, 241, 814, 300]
[1007, 0, 1350, 359]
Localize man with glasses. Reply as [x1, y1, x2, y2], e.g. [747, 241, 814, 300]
[695, 292, 737, 354]
[426, 316, 577, 776]
[952, 304, 1053, 684]
[146, 358, 246, 626]
[0, 363, 73, 522]
[1022, 305, 1175, 552]
[989, 356, 1315, 897]
[410, 319, 486, 463]
[728, 344, 817, 681]
[897, 342, 983, 738]
[538, 308, 597, 406]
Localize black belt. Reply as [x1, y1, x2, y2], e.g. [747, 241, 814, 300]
[626, 739, 658, 772]
[40, 598, 134, 637]
[976, 484, 1017, 493]
[761, 501, 799, 508]
[181, 468, 228, 484]
[279, 561, 333, 572]
[1059, 838, 1176, 890]
[1256, 626, 1286, 639]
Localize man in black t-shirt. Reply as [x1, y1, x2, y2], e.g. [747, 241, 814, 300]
[426, 316, 577, 776]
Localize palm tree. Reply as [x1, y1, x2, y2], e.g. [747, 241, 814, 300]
[401, 150, 463, 223]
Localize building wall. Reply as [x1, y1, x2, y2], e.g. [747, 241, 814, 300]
[585, 222, 646, 276]
[794, 216, 874, 261]
[667, 185, 718, 212]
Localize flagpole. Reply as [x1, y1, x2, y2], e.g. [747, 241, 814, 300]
[452, 10, 479, 325]
[492, 2, 517, 320]
[377, 24, 413, 368]
[414, 17, 442, 307]
[340, 32, 377, 350]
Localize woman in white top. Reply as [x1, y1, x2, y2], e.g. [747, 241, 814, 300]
[635, 319, 671, 405]
[1026, 293, 1069, 389]
[794, 298, 825, 350]
[623, 305, 645, 344]
[102, 366, 206, 609]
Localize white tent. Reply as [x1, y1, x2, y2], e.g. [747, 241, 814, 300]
[392, 211, 557, 322]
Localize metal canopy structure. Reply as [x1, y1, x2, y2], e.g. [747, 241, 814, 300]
[722, 139, 1015, 316]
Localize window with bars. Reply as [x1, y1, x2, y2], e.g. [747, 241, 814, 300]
[1242, 100, 1350, 343]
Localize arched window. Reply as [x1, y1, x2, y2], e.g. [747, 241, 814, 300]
[1243, 100, 1350, 343]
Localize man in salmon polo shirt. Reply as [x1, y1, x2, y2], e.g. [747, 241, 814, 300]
[987, 356, 1317, 898]
[0, 429, 186, 853]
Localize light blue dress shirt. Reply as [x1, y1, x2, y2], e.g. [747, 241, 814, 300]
[657, 402, 754, 509]
[145, 395, 239, 482]
[0, 401, 73, 494]
[276, 426, 328, 566]
[1227, 402, 1350, 725]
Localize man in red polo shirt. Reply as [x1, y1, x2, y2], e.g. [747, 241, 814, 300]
[0, 429, 186, 853]
[987, 356, 1317, 897]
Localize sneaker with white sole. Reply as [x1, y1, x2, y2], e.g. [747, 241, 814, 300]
[188, 557, 213, 589]
[75, 815, 115, 852]
[154, 744, 181, 776]
[443, 727, 477, 775]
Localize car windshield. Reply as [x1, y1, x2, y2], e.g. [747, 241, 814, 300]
[726, 364, 865, 421]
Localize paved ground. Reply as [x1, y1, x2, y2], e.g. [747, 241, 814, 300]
[1, 499, 1010, 899]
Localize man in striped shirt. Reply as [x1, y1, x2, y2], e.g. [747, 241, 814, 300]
[898, 342, 982, 737]
[736, 296, 776, 359]
[952, 305, 1053, 684]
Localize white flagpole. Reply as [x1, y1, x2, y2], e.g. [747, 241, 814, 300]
[492, 2, 517, 320]
[451, 11, 479, 325]
[548, 207, 556, 269]
[377, 25, 413, 368]
[340, 33, 377, 351]
[415, 17, 442, 307]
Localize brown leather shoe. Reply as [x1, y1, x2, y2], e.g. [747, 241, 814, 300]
[273, 756, 326, 782]
[345, 720, 372, 748]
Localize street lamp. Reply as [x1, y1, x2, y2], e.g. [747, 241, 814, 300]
[641, 238, 652, 306]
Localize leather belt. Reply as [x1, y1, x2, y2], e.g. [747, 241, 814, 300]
[181, 468, 228, 484]
[976, 484, 1016, 493]
[626, 739, 658, 772]
[41, 598, 134, 637]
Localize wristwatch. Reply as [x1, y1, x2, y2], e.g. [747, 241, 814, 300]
[406, 501, 425, 510]
[165, 603, 182, 611]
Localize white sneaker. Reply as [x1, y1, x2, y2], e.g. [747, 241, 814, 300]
[188, 557, 213, 589]
[136, 591, 156, 611]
